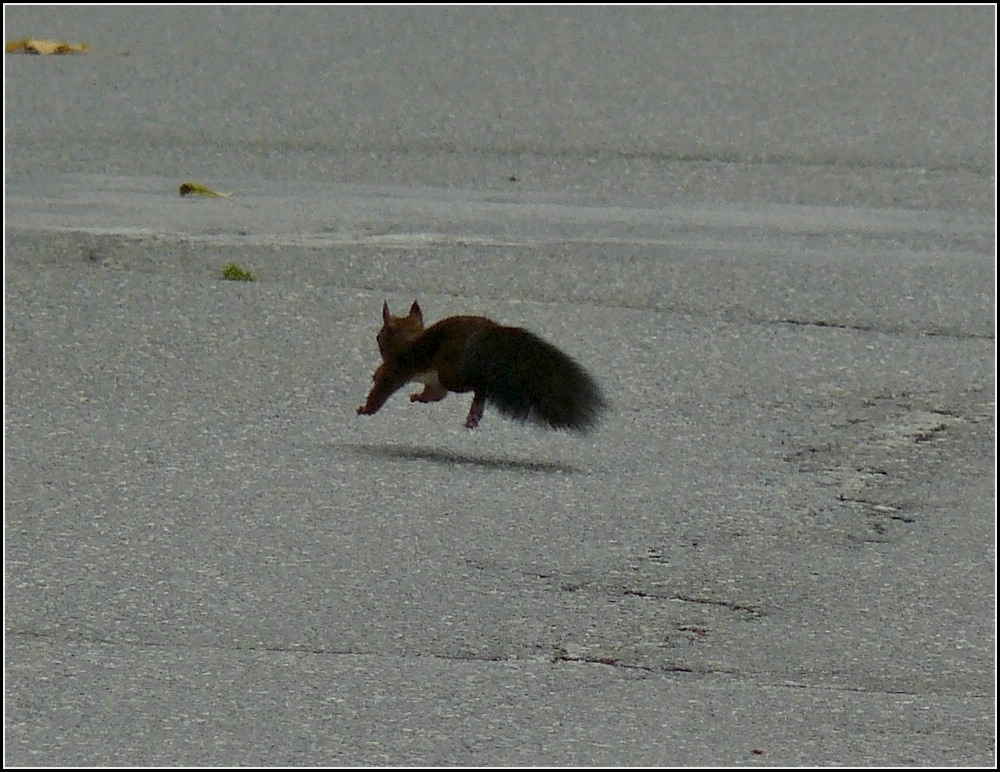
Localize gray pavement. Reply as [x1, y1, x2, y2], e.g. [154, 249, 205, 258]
[4, 6, 995, 766]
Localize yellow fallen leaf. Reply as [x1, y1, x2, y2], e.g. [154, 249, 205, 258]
[178, 181, 231, 198]
[6, 38, 90, 55]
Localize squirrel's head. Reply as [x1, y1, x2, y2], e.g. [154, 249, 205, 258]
[377, 301, 425, 359]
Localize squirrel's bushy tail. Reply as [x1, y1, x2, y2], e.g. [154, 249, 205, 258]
[462, 326, 607, 431]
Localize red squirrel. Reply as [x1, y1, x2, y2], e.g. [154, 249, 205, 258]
[357, 301, 606, 431]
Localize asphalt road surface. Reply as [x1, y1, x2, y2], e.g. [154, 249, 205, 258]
[4, 6, 995, 766]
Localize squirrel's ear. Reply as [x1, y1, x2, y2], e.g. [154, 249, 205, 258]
[382, 302, 391, 323]
[410, 301, 423, 322]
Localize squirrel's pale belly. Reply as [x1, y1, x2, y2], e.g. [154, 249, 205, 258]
[413, 370, 439, 385]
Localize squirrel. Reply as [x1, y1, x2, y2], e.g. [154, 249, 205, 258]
[357, 301, 607, 431]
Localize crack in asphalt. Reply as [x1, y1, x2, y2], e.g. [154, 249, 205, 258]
[11, 629, 991, 699]
[779, 316, 994, 340]
[622, 590, 763, 618]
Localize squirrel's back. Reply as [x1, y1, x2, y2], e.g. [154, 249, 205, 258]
[461, 325, 606, 431]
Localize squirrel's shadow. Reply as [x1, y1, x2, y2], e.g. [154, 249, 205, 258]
[348, 443, 583, 474]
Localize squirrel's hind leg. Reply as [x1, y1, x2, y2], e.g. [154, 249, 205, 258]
[464, 393, 486, 429]
[411, 382, 449, 403]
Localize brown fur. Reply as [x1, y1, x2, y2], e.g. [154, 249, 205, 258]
[358, 301, 606, 431]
